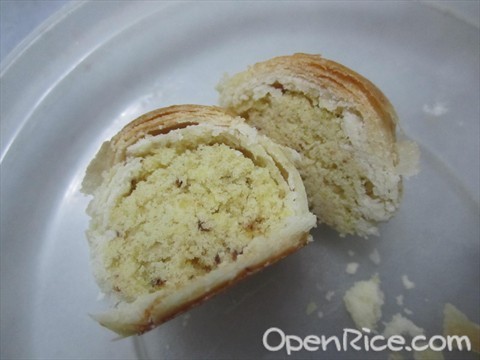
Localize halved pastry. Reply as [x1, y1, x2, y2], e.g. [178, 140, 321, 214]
[82, 105, 316, 336]
[218, 53, 418, 237]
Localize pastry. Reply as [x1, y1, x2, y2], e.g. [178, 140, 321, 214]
[81, 105, 316, 336]
[218, 53, 419, 237]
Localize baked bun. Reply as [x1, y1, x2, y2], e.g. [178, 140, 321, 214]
[217, 53, 419, 237]
[81, 105, 316, 336]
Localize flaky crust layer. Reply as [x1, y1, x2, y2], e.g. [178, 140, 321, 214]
[221, 53, 398, 140]
[82, 105, 237, 195]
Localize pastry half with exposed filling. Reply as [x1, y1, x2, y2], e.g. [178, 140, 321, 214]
[82, 105, 316, 336]
[218, 53, 419, 237]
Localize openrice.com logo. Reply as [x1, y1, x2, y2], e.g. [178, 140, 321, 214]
[263, 327, 472, 355]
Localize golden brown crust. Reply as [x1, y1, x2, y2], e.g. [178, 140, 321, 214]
[110, 105, 236, 164]
[105, 233, 310, 336]
[242, 53, 398, 142]
[81, 105, 239, 194]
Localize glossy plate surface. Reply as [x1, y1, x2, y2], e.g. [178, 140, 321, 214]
[1, 2, 478, 359]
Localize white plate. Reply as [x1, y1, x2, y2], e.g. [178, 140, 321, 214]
[1, 2, 478, 359]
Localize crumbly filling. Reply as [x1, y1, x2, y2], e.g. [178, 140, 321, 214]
[241, 91, 371, 235]
[103, 142, 291, 302]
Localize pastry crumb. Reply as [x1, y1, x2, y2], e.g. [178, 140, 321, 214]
[345, 262, 359, 275]
[306, 301, 317, 315]
[383, 313, 424, 338]
[344, 275, 384, 330]
[325, 291, 335, 302]
[404, 308, 413, 315]
[422, 102, 448, 116]
[443, 303, 480, 353]
[369, 248, 381, 265]
[401, 275, 415, 290]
